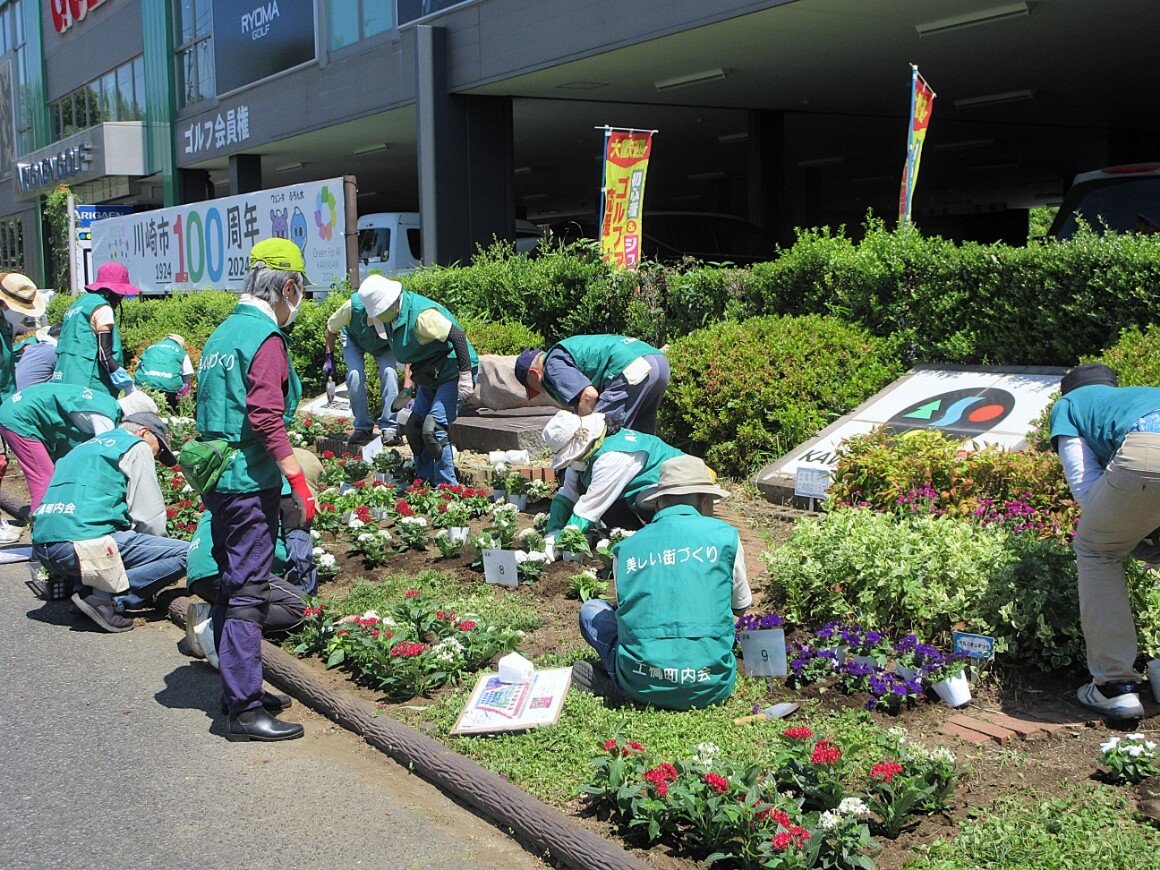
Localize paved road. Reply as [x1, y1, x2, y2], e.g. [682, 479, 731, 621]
[0, 562, 543, 869]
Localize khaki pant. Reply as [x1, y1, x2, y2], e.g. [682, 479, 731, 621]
[1074, 431, 1160, 683]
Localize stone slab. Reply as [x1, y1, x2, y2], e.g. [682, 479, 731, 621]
[940, 721, 995, 744]
[451, 407, 558, 455]
[947, 714, 1015, 743]
[974, 711, 1051, 739]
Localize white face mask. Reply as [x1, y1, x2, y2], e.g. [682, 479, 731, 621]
[279, 282, 303, 327]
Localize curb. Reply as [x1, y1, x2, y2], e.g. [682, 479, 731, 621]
[168, 597, 649, 870]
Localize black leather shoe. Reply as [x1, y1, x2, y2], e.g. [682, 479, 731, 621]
[226, 707, 304, 742]
[220, 691, 292, 715]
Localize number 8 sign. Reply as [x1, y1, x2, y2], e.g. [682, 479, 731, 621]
[483, 549, 518, 587]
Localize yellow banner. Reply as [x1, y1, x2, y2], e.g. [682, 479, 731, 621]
[899, 67, 936, 227]
[600, 129, 653, 269]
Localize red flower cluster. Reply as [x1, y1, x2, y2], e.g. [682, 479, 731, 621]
[810, 740, 842, 766]
[643, 763, 678, 797]
[355, 616, 379, 628]
[389, 641, 426, 658]
[601, 738, 645, 755]
[783, 726, 814, 740]
[405, 589, 421, 598]
[323, 450, 335, 459]
[303, 606, 323, 618]
[703, 772, 730, 794]
[458, 620, 476, 631]
[870, 760, 904, 783]
[396, 500, 415, 517]
[771, 824, 810, 852]
[353, 506, 373, 523]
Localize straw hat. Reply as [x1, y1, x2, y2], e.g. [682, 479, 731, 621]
[0, 273, 45, 316]
[542, 410, 606, 470]
[637, 454, 730, 505]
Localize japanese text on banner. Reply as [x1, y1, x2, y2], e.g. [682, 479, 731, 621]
[600, 129, 653, 269]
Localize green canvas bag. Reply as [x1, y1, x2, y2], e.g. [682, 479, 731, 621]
[178, 439, 238, 495]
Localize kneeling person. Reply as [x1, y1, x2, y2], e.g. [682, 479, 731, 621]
[32, 413, 189, 633]
[576, 455, 751, 710]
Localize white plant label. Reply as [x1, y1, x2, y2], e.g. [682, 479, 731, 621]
[483, 549, 518, 587]
[738, 628, 787, 677]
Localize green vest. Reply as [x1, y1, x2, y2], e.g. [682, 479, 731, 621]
[0, 382, 121, 459]
[134, 338, 185, 392]
[53, 292, 122, 397]
[196, 304, 302, 493]
[385, 292, 477, 384]
[613, 504, 740, 709]
[31, 427, 138, 542]
[0, 321, 14, 403]
[580, 429, 683, 510]
[347, 295, 392, 355]
[545, 335, 661, 406]
[186, 508, 289, 587]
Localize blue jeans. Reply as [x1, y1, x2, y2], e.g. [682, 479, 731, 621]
[34, 531, 190, 611]
[341, 331, 399, 434]
[578, 599, 621, 686]
[410, 369, 475, 485]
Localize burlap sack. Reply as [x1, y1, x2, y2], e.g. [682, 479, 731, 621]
[472, 354, 564, 411]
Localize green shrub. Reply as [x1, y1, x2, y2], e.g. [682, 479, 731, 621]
[761, 505, 1160, 672]
[459, 318, 543, 355]
[659, 314, 904, 476]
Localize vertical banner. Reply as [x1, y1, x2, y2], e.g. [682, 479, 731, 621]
[899, 65, 935, 227]
[599, 127, 654, 269]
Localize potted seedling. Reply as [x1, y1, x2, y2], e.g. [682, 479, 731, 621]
[555, 526, 591, 563]
[503, 471, 532, 511]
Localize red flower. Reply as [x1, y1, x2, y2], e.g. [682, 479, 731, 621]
[771, 825, 810, 851]
[323, 450, 334, 459]
[166, 509, 177, 519]
[458, 620, 476, 631]
[603, 738, 618, 752]
[396, 500, 415, 517]
[389, 641, 426, 657]
[405, 589, 421, 599]
[810, 740, 841, 766]
[626, 741, 645, 753]
[303, 606, 322, 617]
[783, 726, 814, 740]
[658, 762, 678, 782]
[643, 767, 673, 797]
[870, 761, 904, 783]
[703, 772, 729, 793]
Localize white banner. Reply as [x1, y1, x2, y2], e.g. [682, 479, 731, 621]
[91, 177, 348, 294]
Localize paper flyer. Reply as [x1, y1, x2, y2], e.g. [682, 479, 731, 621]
[451, 666, 573, 735]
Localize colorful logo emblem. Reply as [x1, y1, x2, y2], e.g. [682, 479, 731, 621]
[885, 388, 1015, 437]
[315, 186, 337, 241]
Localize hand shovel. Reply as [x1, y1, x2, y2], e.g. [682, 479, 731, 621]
[732, 702, 800, 725]
[326, 378, 337, 403]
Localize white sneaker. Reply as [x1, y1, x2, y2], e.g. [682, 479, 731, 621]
[0, 520, 21, 544]
[1077, 680, 1144, 719]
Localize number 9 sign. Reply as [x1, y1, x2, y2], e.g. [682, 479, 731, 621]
[738, 629, 788, 677]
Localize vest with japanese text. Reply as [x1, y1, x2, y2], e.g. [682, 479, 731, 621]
[134, 338, 185, 392]
[31, 428, 137, 543]
[544, 335, 660, 406]
[580, 429, 682, 509]
[53, 292, 122, 397]
[0, 382, 121, 459]
[196, 304, 302, 492]
[613, 504, 739, 709]
[346, 294, 392, 355]
[386, 292, 477, 384]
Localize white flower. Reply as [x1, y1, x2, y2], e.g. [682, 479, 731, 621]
[310, 529, 321, 540]
[318, 554, 337, 570]
[692, 742, 720, 767]
[434, 529, 448, 539]
[493, 462, 507, 474]
[596, 539, 611, 551]
[1101, 737, 1122, 754]
[312, 546, 325, 557]
[524, 550, 548, 563]
[837, 797, 870, 817]
[361, 609, 379, 619]
[380, 615, 398, 627]
[1127, 745, 1146, 757]
[347, 518, 365, 529]
[818, 810, 842, 830]
[182, 483, 194, 493]
[518, 528, 540, 541]
[929, 747, 956, 764]
[1127, 733, 1146, 741]
[400, 516, 427, 527]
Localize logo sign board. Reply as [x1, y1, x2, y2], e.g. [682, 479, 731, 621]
[90, 177, 347, 294]
[213, 0, 316, 95]
[952, 631, 995, 660]
[17, 143, 92, 194]
[50, 0, 110, 34]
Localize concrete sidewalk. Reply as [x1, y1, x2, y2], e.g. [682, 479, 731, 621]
[0, 563, 543, 869]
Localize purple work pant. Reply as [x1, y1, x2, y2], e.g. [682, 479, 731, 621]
[0, 425, 54, 513]
[204, 487, 281, 715]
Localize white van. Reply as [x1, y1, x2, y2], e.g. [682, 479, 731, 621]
[357, 212, 544, 281]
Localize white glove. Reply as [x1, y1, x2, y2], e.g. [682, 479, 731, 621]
[457, 370, 475, 401]
[542, 534, 558, 564]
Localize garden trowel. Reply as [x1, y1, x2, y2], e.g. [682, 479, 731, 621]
[732, 702, 800, 726]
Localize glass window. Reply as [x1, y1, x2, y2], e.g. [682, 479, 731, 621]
[116, 63, 133, 120]
[100, 70, 116, 122]
[175, 0, 214, 107]
[327, 2, 359, 50]
[178, 0, 197, 45]
[132, 57, 145, 119]
[364, 0, 392, 38]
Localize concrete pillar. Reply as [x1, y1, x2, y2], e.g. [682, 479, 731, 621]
[229, 153, 263, 195]
[416, 25, 514, 267]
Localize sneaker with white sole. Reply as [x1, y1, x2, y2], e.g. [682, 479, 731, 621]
[0, 520, 21, 544]
[1077, 680, 1144, 719]
[192, 607, 220, 669]
[183, 601, 212, 659]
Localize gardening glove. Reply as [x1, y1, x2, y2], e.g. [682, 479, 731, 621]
[456, 370, 475, 402]
[546, 494, 576, 534]
[109, 367, 134, 394]
[322, 351, 336, 376]
[286, 469, 316, 524]
[392, 386, 414, 413]
[542, 533, 558, 564]
[565, 515, 592, 535]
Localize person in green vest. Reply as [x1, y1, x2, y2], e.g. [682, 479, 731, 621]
[133, 333, 194, 412]
[514, 334, 670, 434]
[357, 275, 477, 486]
[322, 290, 401, 446]
[0, 381, 128, 513]
[540, 409, 684, 555]
[31, 412, 189, 634]
[0, 272, 47, 543]
[573, 454, 752, 709]
[52, 262, 140, 398]
[195, 237, 313, 743]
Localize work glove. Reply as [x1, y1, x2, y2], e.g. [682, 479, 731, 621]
[286, 469, 316, 524]
[546, 495, 576, 534]
[322, 351, 336, 376]
[391, 386, 414, 413]
[542, 533, 558, 564]
[457, 370, 475, 402]
[109, 367, 134, 394]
